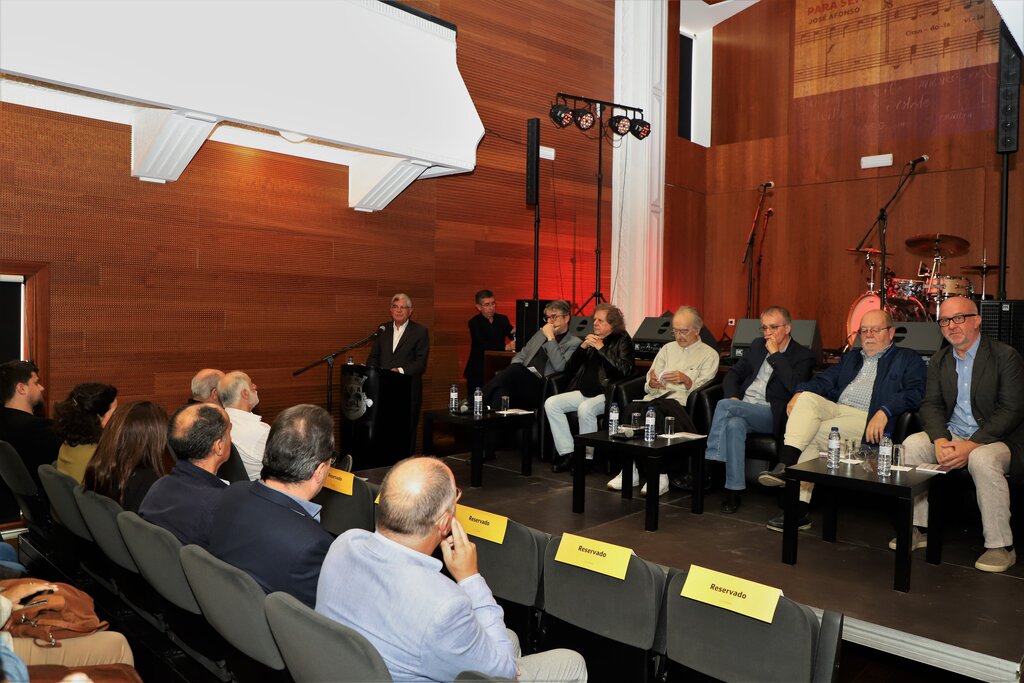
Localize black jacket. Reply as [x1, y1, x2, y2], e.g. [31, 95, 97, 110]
[722, 337, 816, 437]
[563, 330, 635, 396]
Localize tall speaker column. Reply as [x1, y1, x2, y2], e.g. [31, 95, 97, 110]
[996, 22, 1020, 300]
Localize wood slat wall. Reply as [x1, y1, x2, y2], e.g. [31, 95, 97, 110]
[0, 0, 614, 438]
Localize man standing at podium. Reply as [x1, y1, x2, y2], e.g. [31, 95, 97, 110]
[367, 293, 430, 452]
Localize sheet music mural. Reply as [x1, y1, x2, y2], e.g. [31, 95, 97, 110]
[795, 0, 1001, 98]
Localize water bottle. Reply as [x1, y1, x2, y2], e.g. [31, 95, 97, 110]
[826, 427, 841, 469]
[608, 402, 619, 436]
[877, 433, 893, 477]
[644, 406, 657, 442]
[449, 384, 459, 413]
[473, 387, 483, 417]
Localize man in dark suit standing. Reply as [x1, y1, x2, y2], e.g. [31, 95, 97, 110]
[463, 289, 515, 394]
[207, 404, 335, 606]
[703, 306, 816, 513]
[367, 293, 430, 453]
[899, 296, 1024, 573]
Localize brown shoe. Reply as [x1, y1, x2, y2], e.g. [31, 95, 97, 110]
[975, 548, 1016, 573]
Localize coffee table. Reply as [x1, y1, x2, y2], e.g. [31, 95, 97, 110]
[781, 458, 942, 592]
[571, 430, 707, 531]
[422, 409, 536, 487]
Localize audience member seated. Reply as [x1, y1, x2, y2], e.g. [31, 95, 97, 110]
[82, 402, 174, 514]
[218, 371, 268, 481]
[482, 299, 581, 411]
[545, 303, 634, 473]
[317, 456, 587, 683]
[898, 297, 1024, 573]
[609, 305, 719, 496]
[53, 382, 118, 483]
[208, 404, 335, 607]
[763, 309, 926, 531]
[189, 368, 224, 405]
[703, 306, 815, 514]
[0, 360, 61, 489]
[0, 580, 135, 670]
[463, 289, 515, 394]
[139, 403, 231, 548]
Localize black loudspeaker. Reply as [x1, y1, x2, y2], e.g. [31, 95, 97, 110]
[515, 299, 552, 352]
[996, 22, 1021, 154]
[526, 118, 540, 205]
[632, 315, 722, 360]
[731, 319, 823, 364]
[852, 321, 945, 363]
[568, 315, 593, 340]
[980, 300, 1024, 356]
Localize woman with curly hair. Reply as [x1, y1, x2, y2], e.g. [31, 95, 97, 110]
[53, 382, 118, 483]
[82, 401, 174, 512]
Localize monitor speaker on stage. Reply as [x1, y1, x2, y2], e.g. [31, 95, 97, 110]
[568, 315, 593, 340]
[526, 118, 540, 205]
[515, 298, 552, 352]
[853, 321, 945, 362]
[632, 315, 721, 360]
[731, 319, 823, 364]
[980, 300, 1024, 356]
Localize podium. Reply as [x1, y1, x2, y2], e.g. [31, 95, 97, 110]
[339, 364, 413, 470]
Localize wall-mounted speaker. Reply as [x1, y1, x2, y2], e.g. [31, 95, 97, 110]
[526, 118, 540, 205]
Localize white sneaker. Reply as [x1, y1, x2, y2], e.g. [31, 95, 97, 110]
[607, 465, 640, 491]
[641, 474, 670, 497]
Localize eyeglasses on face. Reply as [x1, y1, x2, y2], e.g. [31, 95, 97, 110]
[760, 323, 786, 332]
[937, 313, 978, 327]
[545, 313, 565, 321]
[672, 328, 693, 336]
[391, 304, 411, 310]
[858, 326, 892, 335]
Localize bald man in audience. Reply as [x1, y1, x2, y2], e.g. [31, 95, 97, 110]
[317, 457, 587, 683]
[218, 371, 268, 480]
[140, 403, 231, 547]
[189, 368, 224, 405]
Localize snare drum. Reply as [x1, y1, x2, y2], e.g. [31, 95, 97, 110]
[846, 293, 929, 341]
[925, 275, 973, 300]
[886, 277, 925, 301]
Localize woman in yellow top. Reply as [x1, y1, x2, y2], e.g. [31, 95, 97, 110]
[53, 382, 118, 482]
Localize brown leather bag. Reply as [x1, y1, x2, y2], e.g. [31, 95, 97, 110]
[1, 579, 109, 647]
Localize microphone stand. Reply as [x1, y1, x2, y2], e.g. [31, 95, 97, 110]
[293, 327, 386, 415]
[755, 208, 774, 315]
[854, 160, 923, 310]
[741, 185, 770, 319]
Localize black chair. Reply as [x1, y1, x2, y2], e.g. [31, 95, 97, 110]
[0, 440, 51, 535]
[663, 568, 842, 682]
[217, 444, 249, 483]
[313, 476, 376, 536]
[700, 384, 779, 484]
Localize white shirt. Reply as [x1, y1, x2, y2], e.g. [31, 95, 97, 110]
[392, 320, 409, 352]
[644, 339, 720, 406]
[224, 406, 270, 481]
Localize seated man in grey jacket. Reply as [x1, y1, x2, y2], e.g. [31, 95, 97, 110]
[481, 299, 581, 410]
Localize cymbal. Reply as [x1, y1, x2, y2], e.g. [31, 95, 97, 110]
[961, 264, 1004, 273]
[904, 233, 970, 257]
[845, 247, 892, 255]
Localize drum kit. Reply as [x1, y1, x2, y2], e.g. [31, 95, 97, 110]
[845, 233, 1001, 340]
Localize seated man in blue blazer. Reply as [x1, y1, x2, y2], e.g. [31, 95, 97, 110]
[207, 404, 335, 607]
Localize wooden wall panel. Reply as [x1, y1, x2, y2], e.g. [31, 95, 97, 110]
[0, 0, 615, 440]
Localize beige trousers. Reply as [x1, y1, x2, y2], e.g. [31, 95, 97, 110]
[783, 392, 868, 504]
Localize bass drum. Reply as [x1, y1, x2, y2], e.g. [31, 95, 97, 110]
[846, 293, 929, 342]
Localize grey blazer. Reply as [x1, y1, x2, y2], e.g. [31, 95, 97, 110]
[511, 329, 582, 377]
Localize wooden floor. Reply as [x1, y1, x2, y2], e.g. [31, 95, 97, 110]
[359, 443, 1024, 682]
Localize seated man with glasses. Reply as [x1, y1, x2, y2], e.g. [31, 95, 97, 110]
[482, 299, 581, 411]
[703, 306, 816, 513]
[608, 306, 720, 496]
[896, 296, 1024, 573]
[762, 308, 926, 531]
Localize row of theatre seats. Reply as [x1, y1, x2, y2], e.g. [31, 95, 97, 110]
[0, 439, 843, 683]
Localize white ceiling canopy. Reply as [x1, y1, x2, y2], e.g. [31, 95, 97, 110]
[0, 0, 484, 211]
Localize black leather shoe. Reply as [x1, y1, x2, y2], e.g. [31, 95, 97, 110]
[551, 454, 573, 473]
[721, 490, 742, 514]
[670, 473, 712, 492]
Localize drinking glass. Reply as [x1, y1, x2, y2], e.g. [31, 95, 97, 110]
[664, 416, 675, 436]
[500, 395, 510, 413]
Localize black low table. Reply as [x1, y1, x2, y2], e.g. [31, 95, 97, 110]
[571, 430, 707, 531]
[781, 458, 942, 592]
[422, 409, 536, 487]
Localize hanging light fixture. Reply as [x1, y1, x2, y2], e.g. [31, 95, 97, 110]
[573, 105, 595, 131]
[549, 102, 573, 128]
[608, 115, 631, 136]
[630, 117, 651, 140]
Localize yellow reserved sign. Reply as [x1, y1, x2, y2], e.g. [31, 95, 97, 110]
[554, 533, 632, 580]
[322, 468, 354, 495]
[681, 565, 782, 624]
[455, 504, 509, 544]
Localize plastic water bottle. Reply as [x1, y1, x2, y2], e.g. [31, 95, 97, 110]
[644, 407, 657, 442]
[878, 434, 893, 477]
[608, 402, 619, 436]
[473, 387, 483, 417]
[826, 427, 841, 469]
[449, 384, 459, 413]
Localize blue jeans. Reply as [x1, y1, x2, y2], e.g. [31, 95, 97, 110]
[544, 390, 606, 456]
[704, 399, 773, 492]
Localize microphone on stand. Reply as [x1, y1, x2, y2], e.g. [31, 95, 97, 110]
[373, 323, 388, 336]
[909, 154, 929, 167]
